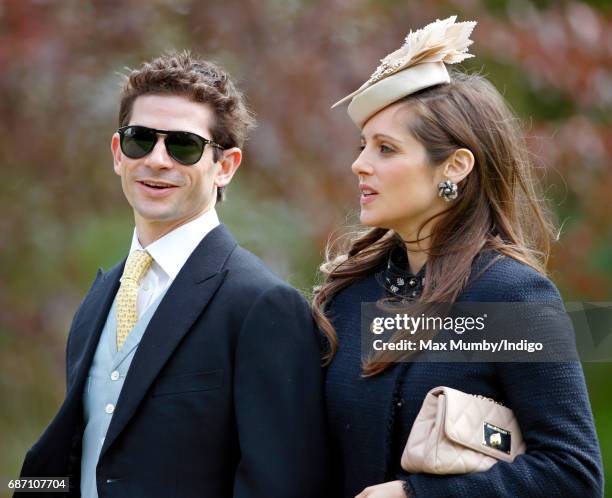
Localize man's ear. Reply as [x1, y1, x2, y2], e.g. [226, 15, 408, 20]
[111, 133, 122, 176]
[442, 148, 474, 184]
[214, 147, 242, 188]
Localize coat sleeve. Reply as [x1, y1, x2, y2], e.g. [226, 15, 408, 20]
[232, 284, 332, 498]
[400, 270, 604, 498]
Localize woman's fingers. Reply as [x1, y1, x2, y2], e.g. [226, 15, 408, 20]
[355, 480, 407, 498]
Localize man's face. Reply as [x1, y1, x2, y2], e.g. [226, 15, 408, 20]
[111, 94, 237, 242]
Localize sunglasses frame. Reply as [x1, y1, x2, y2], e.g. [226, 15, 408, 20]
[117, 125, 224, 166]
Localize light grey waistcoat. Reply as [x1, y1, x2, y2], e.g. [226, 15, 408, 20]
[80, 289, 167, 498]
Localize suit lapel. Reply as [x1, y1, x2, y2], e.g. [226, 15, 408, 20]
[68, 262, 124, 398]
[100, 224, 237, 460]
[18, 265, 124, 480]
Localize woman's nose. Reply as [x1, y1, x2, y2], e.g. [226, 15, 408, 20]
[351, 151, 374, 177]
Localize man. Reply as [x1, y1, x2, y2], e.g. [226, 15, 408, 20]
[17, 51, 331, 498]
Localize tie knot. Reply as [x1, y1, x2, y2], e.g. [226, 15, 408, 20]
[121, 250, 153, 284]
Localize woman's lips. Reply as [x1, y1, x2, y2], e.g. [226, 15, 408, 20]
[359, 184, 379, 205]
[360, 192, 378, 205]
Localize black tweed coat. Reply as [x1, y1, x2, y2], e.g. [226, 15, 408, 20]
[325, 250, 603, 498]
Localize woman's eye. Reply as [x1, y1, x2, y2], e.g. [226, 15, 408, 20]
[358, 144, 366, 152]
[380, 144, 393, 153]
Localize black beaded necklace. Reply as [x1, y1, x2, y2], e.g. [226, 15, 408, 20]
[377, 244, 426, 300]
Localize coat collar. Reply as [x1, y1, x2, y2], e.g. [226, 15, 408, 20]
[68, 224, 238, 461]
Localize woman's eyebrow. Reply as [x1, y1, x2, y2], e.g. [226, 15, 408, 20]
[360, 133, 403, 143]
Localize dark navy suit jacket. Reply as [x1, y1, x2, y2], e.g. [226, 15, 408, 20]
[326, 251, 604, 497]
[18, 224, 331, 498]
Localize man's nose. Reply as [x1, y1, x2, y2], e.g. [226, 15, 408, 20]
[144, 136, 173, 169]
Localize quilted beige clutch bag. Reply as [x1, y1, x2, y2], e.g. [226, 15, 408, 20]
[401, 386, 526, 474]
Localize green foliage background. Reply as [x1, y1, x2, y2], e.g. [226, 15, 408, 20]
[1, 0, 610, 495]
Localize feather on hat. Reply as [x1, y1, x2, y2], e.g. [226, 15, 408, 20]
[332, 16, 477, 128]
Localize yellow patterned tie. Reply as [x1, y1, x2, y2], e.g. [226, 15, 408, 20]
[116, 250, 153, 351]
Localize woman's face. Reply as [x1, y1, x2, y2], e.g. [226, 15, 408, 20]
[351, 102, 447, 239]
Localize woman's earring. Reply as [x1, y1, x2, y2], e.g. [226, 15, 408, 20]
[438, 179, 458, 202]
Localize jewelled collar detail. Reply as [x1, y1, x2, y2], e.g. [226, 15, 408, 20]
[377, 245, 426, 300]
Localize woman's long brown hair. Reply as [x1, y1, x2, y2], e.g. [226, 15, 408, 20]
[313, 71, 555, 376]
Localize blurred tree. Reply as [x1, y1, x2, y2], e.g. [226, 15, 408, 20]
[1, 0, 610, 494]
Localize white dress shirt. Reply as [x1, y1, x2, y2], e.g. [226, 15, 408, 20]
[127, 208, 220, 319]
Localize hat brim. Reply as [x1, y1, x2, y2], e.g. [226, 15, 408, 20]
[347, 61, 450, 129]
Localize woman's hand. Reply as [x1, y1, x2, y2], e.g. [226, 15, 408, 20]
[355, 480, 407, 498]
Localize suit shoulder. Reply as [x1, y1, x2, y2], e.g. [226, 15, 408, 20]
[223, 245, 305, 300]
[462, 251, 562, 303]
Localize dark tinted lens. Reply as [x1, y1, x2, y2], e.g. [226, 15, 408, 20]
[166, 131, 204, 165]
[120, 126, 156, 159]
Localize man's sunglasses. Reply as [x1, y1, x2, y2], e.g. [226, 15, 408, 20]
[117, 125, 224, 166]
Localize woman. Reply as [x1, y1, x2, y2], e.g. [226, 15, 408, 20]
[314, 16, 603, 498]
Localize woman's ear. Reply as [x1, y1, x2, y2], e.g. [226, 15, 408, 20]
[214, 147, 242, 189]
[442, 148, 474, 184]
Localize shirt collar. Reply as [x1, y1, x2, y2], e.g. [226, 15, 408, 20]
[128, 208, 220, 280]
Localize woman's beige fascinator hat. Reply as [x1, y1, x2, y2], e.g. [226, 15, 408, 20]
[332, 15, 477, 128]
